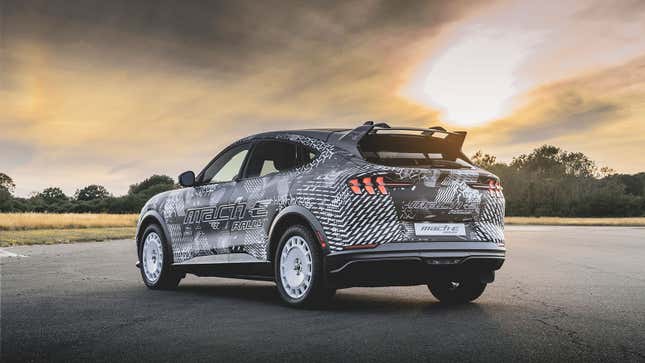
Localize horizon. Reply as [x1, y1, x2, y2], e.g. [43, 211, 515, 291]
[2, 0, 645, 197]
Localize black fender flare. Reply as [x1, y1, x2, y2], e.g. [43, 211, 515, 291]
[135, 210, 173, 260]
[267, 205, 328, 256]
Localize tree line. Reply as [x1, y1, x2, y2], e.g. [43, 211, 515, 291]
[472, 145, 645, 217]
[0, 174, 176, 214]
[1, 145, 644, 216]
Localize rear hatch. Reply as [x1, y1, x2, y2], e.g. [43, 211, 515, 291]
[353, 128, 505, 243]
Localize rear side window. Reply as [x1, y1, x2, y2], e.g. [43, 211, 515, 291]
[359, 132, 472, 169]
[243, 141, 317, 178]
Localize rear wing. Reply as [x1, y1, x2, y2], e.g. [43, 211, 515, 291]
[329, 121, 470, 162]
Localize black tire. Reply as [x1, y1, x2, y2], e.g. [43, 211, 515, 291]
[428, 277, 487, 304]
[138, 224, 182, 290]
[274, 225, 334, 307]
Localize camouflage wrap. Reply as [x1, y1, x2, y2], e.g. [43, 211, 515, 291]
[140, 133, 505, 264]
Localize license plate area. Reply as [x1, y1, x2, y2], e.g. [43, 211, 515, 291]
[414, 222, 466, 236]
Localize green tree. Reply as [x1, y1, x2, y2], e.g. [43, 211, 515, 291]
[128, 175, 175, 195]
[75, 184, 110, 201]
[0, 173, 15, 194]
[471, 151, 499, 171]
[120, 174, 176, 212]
[37, 187, 68, 204]
[0, 173, 14, 211]
[510, 145, 596, 178]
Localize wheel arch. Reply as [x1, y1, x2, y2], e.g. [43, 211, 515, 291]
[136, 210, 173, 262]
[267, 206, 327, 263]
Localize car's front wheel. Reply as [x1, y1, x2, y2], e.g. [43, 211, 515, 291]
[427, 277, 487, 304]
[139, 224, 182, 289]
[275, 225, 334, 307]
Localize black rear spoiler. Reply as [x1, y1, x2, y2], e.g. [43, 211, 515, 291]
[329, 121, 470, 162]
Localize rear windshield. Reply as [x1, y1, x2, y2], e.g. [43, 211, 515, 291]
[358, 132, 472, 169]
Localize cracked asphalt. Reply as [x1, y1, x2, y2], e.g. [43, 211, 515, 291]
[2, 226, 644, 362]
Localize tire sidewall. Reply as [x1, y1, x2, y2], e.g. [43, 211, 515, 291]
[139, 224, 174, 288]
[274, 225, 324, 306]
[429, 278, 486, 304]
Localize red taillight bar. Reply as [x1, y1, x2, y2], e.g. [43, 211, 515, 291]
[348, 176, 411, 195]
[348, 179, 361, 194]
[362, 177, 375, 194]
[375, 176, 387, 195]
[469, 179, 503, 194]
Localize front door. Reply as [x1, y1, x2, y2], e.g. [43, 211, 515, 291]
[185, 143, 251, 261]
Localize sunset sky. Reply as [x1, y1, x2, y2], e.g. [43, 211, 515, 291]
[1, 0, 644, 197]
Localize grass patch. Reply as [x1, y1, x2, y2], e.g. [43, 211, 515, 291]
[0, 227, 136, 247]
[1, 213, 642, 247]
[0, 213, 138, 231]
[505, 217, 645, 226]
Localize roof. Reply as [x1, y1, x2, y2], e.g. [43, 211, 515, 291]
[243, 122, 468, 159]
[245, 128, 350, 142]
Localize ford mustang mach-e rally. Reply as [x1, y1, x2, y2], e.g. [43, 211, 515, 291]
[136, 122, 505, 307]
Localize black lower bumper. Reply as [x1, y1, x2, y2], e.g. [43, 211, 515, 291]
[324, 242, 505, 288]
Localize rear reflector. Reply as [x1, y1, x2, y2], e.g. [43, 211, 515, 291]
[315, 230, 327, 249]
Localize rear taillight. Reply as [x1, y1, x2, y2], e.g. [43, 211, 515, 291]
[363, 177, 375, 194]
[469, 178, 503, 195]
[348, 175, 411, 195]
[488, 179, 503, 191]
[348, 179, 362, 194]
[375, 176, 387, 195]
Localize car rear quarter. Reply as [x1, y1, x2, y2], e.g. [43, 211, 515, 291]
[286, 124, 506, 288]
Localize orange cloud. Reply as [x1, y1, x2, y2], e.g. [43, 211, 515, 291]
[1, 0, 644, 196]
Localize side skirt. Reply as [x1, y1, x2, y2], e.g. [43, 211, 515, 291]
[172, 261, 274, 281]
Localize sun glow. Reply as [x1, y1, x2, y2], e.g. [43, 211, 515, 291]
[404, 29, 541, 126]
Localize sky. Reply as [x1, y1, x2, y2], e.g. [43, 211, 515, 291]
[1, 0, 644, 197]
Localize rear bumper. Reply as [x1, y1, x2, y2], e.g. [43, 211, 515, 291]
[324, 242, 505, 288]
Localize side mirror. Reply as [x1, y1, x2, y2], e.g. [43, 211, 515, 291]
[178, 171, 195, 187]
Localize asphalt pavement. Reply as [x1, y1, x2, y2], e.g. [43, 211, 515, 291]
[1, 226, 644, 362]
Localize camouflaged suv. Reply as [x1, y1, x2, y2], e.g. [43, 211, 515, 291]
[136, 122, 505, 307]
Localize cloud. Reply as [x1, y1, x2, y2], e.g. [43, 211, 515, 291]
[467, 55, 645, 172]
[1, 0, 489, 195]
[1, 0, 645, 196]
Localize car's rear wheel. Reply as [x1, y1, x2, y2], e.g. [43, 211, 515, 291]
[139, 224, 181, 289]
[275, 225, 334, 307]
[427, 277, 487, 304]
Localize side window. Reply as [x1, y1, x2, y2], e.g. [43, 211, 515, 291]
[244, 141, 304, 178]
[299, 146, 318, 164]
[201, 144, 250, 184]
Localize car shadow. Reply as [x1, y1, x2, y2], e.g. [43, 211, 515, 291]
[170, 280, 492, 314]
[173, 282, 284, 306]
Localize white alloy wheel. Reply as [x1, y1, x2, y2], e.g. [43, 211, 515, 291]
[280, 235, 313, 299]
[142, 231, 164, 284]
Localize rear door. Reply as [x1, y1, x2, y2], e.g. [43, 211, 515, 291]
[228, 140, 314, 261]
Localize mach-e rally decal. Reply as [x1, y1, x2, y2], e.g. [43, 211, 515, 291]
[183, 200, 270, 227]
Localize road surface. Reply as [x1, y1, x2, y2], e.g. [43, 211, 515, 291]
[2, 226, 644, 362]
